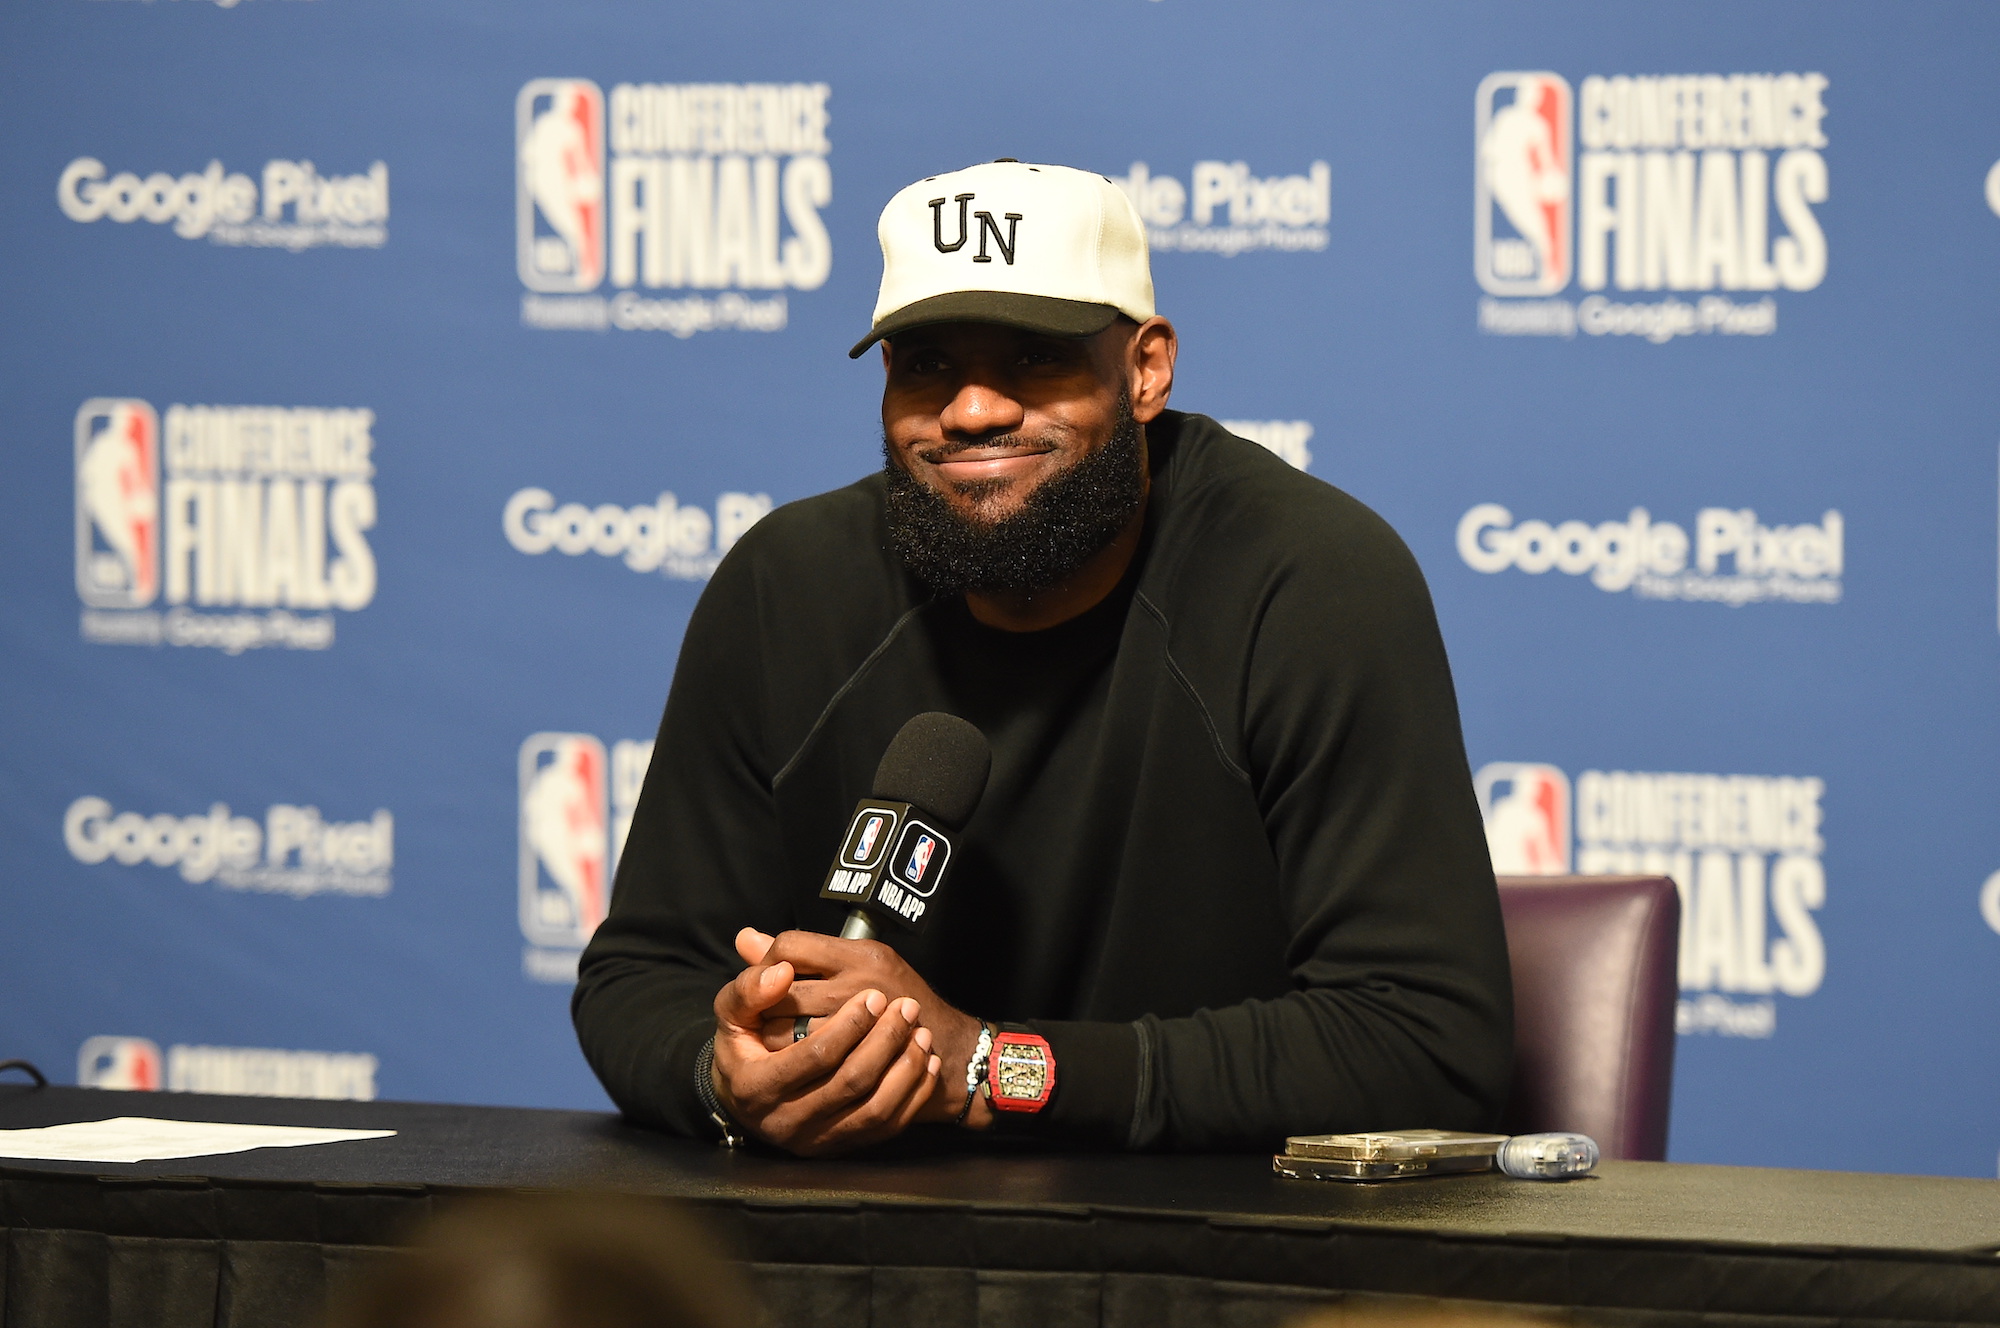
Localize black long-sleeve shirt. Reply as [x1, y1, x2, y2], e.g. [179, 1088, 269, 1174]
[573, 411, 1512, 1150]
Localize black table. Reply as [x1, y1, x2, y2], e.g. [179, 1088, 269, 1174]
[4, 1085, 1998, 1327]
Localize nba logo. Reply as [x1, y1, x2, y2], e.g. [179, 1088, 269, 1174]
[1475, 72, 1573, 296]
[838, 805, 899, 868]
[886, 819, 950, 899]
[1474, 762, 1572, 876]
[903, 834, 936, 884]
[519, 732, 610, 948]
[517, 78, 606, 292]
[77, 1036, 163, 1091]
[74, 398, 160, 608]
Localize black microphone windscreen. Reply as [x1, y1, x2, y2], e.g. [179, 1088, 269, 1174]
[870, 713, 991, 828]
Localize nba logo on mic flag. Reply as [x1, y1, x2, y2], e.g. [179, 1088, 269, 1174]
[886, 819, 951, 898]
[1475, 72, 1572, 296]
[518, 79, 606, 292]
[1474, 762, 1572, 876]
[904, 834, 935, 884]
[519, 733, 610, 948]
[74, 399, 159, 609]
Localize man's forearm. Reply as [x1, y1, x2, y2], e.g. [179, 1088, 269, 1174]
[1128, 986, 1511, 1152]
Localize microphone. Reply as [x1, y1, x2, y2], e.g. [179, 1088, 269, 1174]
[819, 712, 991, 943]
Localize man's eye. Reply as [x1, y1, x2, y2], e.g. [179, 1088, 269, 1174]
[907, 355, 948, 374]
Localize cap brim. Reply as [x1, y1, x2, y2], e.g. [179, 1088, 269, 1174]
[848, 292, 1123, 359]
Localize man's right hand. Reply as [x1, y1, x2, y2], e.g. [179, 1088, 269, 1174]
[710, 956, 941, 1157]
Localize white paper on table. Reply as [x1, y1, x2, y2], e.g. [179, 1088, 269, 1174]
[0, 1116, 396, 1163]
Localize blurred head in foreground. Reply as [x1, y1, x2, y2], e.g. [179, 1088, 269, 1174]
[328, 1191, 757, 1328]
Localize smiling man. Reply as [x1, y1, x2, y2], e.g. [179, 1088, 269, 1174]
[574, 160, 1512, 1157]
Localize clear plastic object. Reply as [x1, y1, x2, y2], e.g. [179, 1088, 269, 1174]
[1496, 1132, 1599, 1179]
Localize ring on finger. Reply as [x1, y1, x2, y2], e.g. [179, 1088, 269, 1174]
[793, 1015, 811, 1043]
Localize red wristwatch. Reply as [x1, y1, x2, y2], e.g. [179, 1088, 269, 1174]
[982, 1027, 1055, 1113]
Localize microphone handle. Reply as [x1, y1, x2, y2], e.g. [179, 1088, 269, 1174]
[839, 910, 879, 942]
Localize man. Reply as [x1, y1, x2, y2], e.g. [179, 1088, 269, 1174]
[574, 160, 1511, 1157]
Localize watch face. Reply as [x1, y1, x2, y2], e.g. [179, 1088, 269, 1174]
[990, 1034, 1053, 1110]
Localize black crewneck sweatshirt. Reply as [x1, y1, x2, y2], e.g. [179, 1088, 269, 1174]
[574, 411, 1512, 1151]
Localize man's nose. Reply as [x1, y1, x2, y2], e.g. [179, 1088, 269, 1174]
[938, 380, 1025, 439]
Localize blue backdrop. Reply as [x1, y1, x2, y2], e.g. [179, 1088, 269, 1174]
[4, 0, 1996, 1178]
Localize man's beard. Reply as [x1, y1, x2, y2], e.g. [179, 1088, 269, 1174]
[883, 395, 1146, 596]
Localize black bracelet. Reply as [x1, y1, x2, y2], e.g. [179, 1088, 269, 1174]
[954, 1023, 995, 1126]
[693, 1035, 746, 1148]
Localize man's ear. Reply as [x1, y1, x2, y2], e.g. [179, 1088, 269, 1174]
[1129, 317, 1177, 424]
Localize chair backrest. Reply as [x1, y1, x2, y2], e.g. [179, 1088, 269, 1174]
[1495, 874, 1679, 1161]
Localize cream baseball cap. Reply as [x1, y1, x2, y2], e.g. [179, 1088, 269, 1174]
[849, 159, 1155, 359]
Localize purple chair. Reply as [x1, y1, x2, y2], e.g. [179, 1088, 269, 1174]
[1495, 874, 1679, 1161]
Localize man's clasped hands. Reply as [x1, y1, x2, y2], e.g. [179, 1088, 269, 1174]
[709, 927, 996, 1155]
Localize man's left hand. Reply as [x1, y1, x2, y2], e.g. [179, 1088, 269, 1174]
[735, 928, 991, 1126]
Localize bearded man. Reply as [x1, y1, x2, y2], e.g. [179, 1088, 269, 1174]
[574, 161, 1512, 1157]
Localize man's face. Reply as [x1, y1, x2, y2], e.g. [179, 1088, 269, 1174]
[881, 321, 1133, 525]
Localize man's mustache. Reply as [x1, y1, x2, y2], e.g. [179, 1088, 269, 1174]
[916, 433, 1055, 464]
